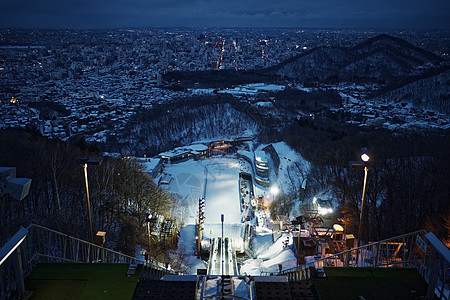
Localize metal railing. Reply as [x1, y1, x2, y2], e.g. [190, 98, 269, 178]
[25, 224, 146, 266]
[276, 266, 312, 281]
[0, 228, 28, 300]
[423, 232, 450, 300]
[274, 230, 427, 277]
[268, 230, 449, 300]
[0, 223, 176, 300]
[310, 230, 427, 269]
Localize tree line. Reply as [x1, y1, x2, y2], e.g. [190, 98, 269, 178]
[280, 121, 450, 245]
[0, 128, 172, 256]
[108, 95, 262, 156]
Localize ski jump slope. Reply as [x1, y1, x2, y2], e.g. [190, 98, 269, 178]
[207, 237, 238, 275]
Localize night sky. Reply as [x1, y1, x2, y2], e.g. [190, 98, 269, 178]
[1, 0, 449, 29]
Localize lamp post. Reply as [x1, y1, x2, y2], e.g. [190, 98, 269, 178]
[350, 149, 371, 266]
[146, 213, 152, 252]
[80, 158, 103, 245]
[145, 213, 157, 262]
[221, 214, 224, 299]
[221, 214, 224, 276]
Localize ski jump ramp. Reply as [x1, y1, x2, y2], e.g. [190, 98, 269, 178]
[207, 237, 238, 275]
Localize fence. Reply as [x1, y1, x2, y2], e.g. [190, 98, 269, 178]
[0, 223, 175, 300]
[269, 230, 449, 300]
[308, 230, 427, 269]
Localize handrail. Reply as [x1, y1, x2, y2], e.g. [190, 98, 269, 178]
[425, 232, 450, 263]
[280, 229, 427, 275]
[1, 223, 180, 299]
[0, 227, 28, 266]
[312, 229, 426, 265]
[27, 223, 147, 265]
[0, 227, 29, 299]
[27, 223, 178, 273]
[424, 232, 450, 300]
[265, 229, 449, 300]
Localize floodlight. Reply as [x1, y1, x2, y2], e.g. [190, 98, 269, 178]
[5, 178, 31, 201]
[270, 186, 279, 195]
[146, 213, 153, 222]
[318, 206, 333, 215]
[361, 153, 370, 162]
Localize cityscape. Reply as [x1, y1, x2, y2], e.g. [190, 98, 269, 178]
[1, 28, 449, 145]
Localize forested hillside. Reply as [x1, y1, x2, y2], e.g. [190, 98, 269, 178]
[0, 129, 172, 256]
[108, 96, 261, 156]
[370, 69, 450, 114]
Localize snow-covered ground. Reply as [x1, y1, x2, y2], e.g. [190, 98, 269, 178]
[161, 159, 205, 225]
[240, 230, 297, 275]
[204, 160, 242, 225]
[160, 157, 244, 227]
[158, 146, 310, 275]
[217, 83, 285, 97]
[270, 141, 310, 197]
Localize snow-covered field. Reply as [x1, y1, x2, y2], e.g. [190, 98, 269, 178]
[240, 229, 297, 275]
[161, 157, 243, 227]
[204, 160, 242, 225]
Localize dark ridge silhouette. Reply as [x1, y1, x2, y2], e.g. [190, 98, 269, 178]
[351, 34, 444, 62]
[164, 34, 448, 93]
[265, 33, 448, 84]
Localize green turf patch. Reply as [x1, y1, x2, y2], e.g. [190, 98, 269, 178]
[368, 267, 423, 279]
[26, 279, 86, 300]
[323, 267, 373, 277]
[26, 263, 140, 300]
[315, 277, 370, 300]
[315, 268, 428, 300]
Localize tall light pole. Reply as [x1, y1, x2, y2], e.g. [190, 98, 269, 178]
[221, 214, 224, 299]
[146, 213, 157, 262]
[350, 149, 371, 266]
[80, 158, 103, 245]
[146, 213, 152, 252]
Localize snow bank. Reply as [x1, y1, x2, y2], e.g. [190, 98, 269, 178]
[271, 141, 310, 196]
[240, 232, 297, 275]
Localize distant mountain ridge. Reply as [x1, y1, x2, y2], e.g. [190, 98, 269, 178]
[268, 34, 447, 84]
[267, 34, 449, 114]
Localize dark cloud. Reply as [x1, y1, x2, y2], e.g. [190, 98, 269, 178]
[0, 0, 449, 29]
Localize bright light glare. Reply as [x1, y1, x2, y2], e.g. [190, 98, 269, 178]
[361, 153, 370, 162]
[313, 197, 317, 203]
[270, 186, 279, 195]
[318, 206, 333, 215]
